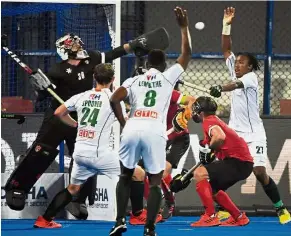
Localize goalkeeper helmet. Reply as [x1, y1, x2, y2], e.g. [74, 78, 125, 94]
[192, 96, 217, 123]
[56, 33, 89, 60]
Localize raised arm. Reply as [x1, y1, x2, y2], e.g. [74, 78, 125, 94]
[222, 7, 235, 60]
[175, 7, 192, 70]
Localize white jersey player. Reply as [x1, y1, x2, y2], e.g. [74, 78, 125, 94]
[109, 6, 192, 236]
[209, 7, 290, 225]
[34, 63, 125, 229]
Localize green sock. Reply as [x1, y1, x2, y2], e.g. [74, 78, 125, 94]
[274, 200, 283, 209]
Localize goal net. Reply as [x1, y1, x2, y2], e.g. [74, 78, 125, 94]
[1, 1, 121, 173]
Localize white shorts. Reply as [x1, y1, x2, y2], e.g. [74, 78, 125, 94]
[236, 132, 267, 167]
[71, 150, 120, 185]
[119, 129, 167, 174]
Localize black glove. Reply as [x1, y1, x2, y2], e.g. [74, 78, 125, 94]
[170, 169, 193, 193]
[128, 36, 150, 57]
[129, 28, 170, 57]
[199, 141, 216, 165]
[209, 85, 222, 98]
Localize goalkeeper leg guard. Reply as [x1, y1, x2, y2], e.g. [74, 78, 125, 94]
[5, 142, 59, 211]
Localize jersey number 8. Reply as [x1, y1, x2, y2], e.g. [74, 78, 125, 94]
[80, 107, 100, 127]
[144, 90, 157, 107]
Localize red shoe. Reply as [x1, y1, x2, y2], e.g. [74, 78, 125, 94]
[220, 212, 250, 226]
[155, 213, 163, 224]
[33, 216, 62, 228]
[129, 209, 163, 225]
[191, 213, 221, 227]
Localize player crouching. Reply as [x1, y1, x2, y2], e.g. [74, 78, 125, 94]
[173, 96, 253, 227]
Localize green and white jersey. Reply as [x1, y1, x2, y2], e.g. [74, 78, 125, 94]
[122, 64, 184, 138]
[64, 88, 126, 156]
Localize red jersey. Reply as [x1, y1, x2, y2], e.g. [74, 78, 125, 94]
[202, 115, 253, 163]
[167, 90, 189, 140]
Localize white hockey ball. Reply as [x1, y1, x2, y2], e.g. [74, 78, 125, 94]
[195, 22, 205, 30]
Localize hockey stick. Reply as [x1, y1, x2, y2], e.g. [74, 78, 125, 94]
[177, 80, 210, 94]
[170, 161, 202, 193]
[1, 34, 65, 104]
[181, 161, 201, 182]
[1, 113, 26, 124]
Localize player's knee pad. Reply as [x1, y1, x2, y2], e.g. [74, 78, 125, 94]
[5, 142, 59, 210]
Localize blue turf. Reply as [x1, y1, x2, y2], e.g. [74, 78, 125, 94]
[2, 217, 291, 236]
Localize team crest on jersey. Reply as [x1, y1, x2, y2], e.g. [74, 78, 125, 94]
[85, 60, 89, 64]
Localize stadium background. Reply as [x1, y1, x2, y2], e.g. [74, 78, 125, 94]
[1, 1, 291, 219]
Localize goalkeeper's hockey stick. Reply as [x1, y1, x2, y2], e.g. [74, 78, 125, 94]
[1, 34, 65, 105]
[1, 113, 26, 124]
[177, 80, 210, 94]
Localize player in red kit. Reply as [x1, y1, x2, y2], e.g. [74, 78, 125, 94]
[190, 96, 253, 227]
[129, 85, 195, 224]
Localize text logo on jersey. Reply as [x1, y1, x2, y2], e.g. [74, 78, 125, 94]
[147, 75, 156, 80]
[89, 94, 101, 100]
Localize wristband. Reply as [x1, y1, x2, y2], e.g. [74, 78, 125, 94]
[222, 20, 231, 35]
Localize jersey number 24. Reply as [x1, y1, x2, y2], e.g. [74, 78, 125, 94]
[80, 107, 99, 127]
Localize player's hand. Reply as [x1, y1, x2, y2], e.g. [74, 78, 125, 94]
[199, 141, 216, 165]
[174, 7, 189, 28]
[223, 7, 235, 25]
[209, 85, 222, 98]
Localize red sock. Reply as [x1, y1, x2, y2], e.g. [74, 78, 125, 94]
[214, 190, 240, 219]
[144, 177, 150, 200]
[196, 179, 215, 216]
[161, 174, 174, 202]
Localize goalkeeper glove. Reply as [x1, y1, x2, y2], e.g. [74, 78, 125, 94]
[172, 107, 192, 133]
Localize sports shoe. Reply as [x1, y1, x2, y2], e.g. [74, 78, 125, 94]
[161, 200, 175, 220]
[217, 210, 231, 221]
[220, 212, 249, 226]
[190, 213, 221, 227]
[129, 209, 163, 225]
[109, 218, 127, 236]
[276, 207, 291, 225]
[33, 216, 62, 228]
[144, 226, 157, 236]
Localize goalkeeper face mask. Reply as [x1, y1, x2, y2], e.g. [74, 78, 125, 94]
[192, 101, 203, 123]
[56, 34, 89, 60]
[192, 96, 218, 123]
